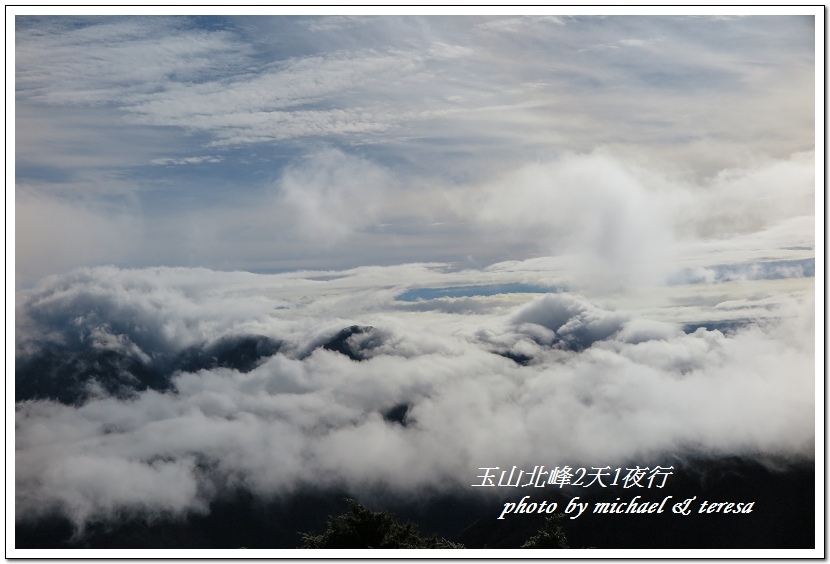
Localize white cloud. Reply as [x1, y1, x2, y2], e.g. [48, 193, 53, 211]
[276, 149, 390, 241]
[473, 16, 565, 34]
[457, 151, 678, 290]
[14, 263, 814, 527]
[18, 15, 813, 174]
[16, 18, 251, 107]
[14, 16, 815, 288]
[680, 151, 815, 238]
[150, 156, 222, 166]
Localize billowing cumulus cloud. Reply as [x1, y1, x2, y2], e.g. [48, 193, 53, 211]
[462, 151, 677, 289]
[277, 149, 389, 241]
[511, 293, 629, 350]
[15, 263, 814, 528]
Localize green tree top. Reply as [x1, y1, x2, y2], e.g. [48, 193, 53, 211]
[299, 499, 464, 549]
[521, 514, 569, 549]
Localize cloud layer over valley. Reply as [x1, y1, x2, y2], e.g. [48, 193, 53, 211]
[15, 261, 814, 528]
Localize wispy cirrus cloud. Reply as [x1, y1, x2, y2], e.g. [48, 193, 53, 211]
[15, 17, 252, 107]
[151, 156, 223, 166]
[14, 14, 815, 284]
[473, 15, 566, 33]
[303, 15, 381, 33]
[18, 15, 813, 166]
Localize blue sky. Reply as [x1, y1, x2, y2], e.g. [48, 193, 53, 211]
[14, 13, 816, 285]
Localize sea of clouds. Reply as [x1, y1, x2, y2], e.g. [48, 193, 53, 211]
[15, 257, 814, 529]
